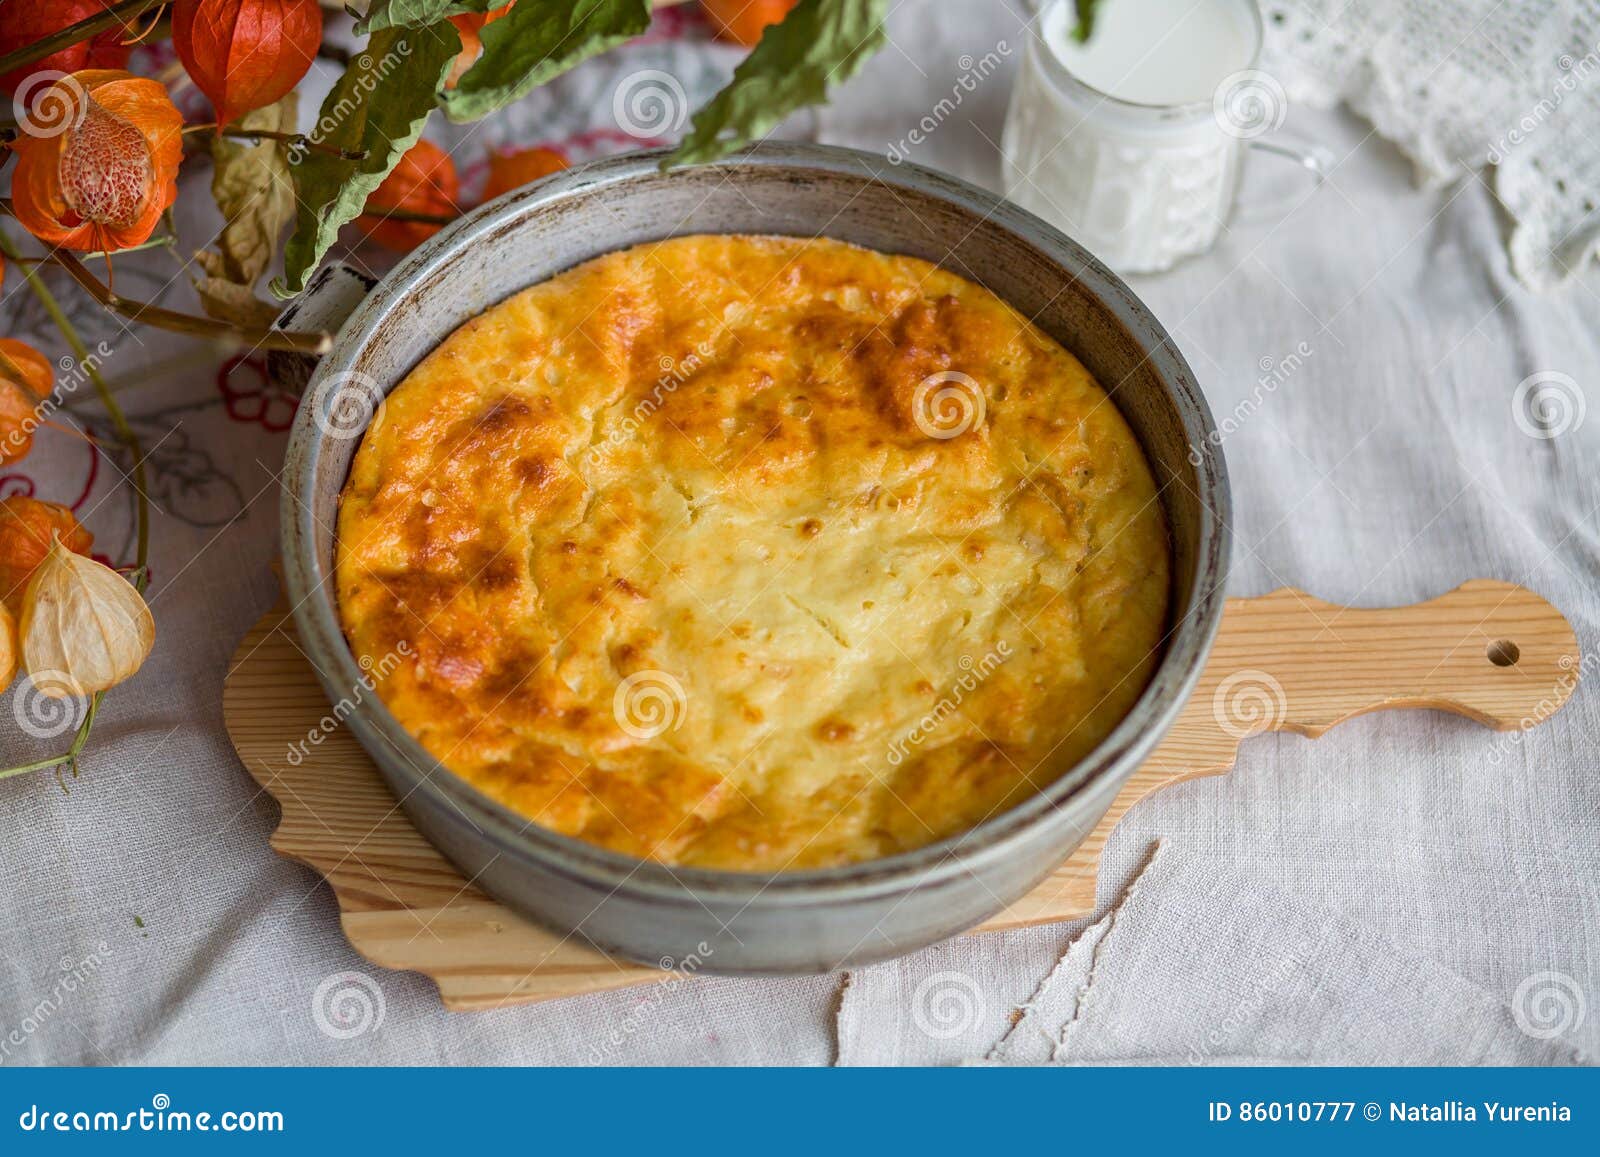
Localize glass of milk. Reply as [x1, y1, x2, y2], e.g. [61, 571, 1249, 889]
[1002, 0, 1323, 273]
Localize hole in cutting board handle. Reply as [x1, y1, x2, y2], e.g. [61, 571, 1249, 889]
[1486, 639, 1521, 667]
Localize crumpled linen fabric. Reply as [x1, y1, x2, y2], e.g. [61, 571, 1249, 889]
[0, 2, 1596, 1066]
[841, 847, 1585, 1066]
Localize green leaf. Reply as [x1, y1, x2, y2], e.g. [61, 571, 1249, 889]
[666, 0, 889, 168]
[1071, 0, 1104, 43]
[441, 0, 652, 124]
[272, 24, 461, 298]
[357, 0, 493, 35]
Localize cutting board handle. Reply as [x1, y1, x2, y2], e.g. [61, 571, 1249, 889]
[1142, 578, 1581, 780]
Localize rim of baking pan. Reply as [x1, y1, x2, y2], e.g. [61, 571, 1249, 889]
[282, 142, 1231, 906]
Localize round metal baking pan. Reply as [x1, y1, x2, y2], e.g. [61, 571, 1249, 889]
[281, 143, 1231, 973]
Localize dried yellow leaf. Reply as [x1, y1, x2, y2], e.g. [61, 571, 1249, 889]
[19, 537, 154, 698]
[196, 94, 298, 327]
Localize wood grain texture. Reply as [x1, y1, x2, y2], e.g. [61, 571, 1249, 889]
[223, 579, 1579, 1010]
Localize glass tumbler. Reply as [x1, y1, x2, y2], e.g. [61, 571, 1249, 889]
[1001, 0, 1324, 274]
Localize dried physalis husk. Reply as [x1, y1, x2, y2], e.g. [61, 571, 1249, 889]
[20, 536, 153, 698]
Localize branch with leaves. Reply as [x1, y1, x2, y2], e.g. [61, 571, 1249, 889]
[0, 228, 153, 784]
[1, 1, 894, 302]
[0, 0, 896, 778]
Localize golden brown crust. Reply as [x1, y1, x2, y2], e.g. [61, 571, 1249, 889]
[336, 235, 1169, 870]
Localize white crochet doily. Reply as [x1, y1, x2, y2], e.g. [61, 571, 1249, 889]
[1261, 0, 1600, 289]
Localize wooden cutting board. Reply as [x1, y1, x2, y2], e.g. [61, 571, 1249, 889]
[223, 579, 1578, 1010]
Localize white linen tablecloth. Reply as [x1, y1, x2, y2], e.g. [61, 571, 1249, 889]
[0, 2, 1594, 1065]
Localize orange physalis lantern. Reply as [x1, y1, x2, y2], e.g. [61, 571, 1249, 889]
[0, 340, 53, 469]
[358, 140, 461, 252]
[481, 147, 569, 201]
[448, 5, 513, 89]
[701, 0, 799, 47]
[0, 496, 93, 611]
[0, 2, 131, 103]
[172, 0, 324, 126]
[9, 71, 184, 253]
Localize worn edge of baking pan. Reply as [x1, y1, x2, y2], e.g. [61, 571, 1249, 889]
[280, 142, 1231, 908]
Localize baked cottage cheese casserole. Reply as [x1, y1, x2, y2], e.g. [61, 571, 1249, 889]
[336, 234, 1169, 872]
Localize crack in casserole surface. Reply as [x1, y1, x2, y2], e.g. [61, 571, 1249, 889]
[336, 235, 1170, 871]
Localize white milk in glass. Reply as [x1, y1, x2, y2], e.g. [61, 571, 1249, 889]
[1044, 0, 1256, 106]
[1002, 0, 1266, 272]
